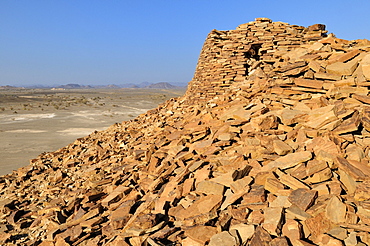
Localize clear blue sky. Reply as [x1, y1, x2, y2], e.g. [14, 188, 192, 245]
[1, 0, 370, 87]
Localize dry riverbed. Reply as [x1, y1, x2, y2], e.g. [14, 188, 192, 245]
[0, 87, 185, 175]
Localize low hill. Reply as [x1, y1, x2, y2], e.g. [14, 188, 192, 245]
[144, 82, 182, 89]
[1, 18, 370, 245]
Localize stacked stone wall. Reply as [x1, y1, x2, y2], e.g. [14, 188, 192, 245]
[186, 18, 327, 103]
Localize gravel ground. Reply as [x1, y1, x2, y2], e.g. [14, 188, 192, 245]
[0, 88, 185, 175]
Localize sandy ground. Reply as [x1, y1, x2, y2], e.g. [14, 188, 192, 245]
[0, 88, 185, 176]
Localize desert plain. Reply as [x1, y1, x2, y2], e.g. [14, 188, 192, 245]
[0, 87, 185, 176]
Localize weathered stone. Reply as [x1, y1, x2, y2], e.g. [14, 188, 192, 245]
[248, 210, 265, 225]
[273, 140, 293, 155]
[294, 78, 323, 89]
[269, 195, 292, 208]
[181, 237, 203, 246]
[288, 188, 317, 211]
[361, 53, 370, 80]
[335, 157, 370, 181]
[279, 108, 306, 126]
[286, 205, 311, 221]
[354, 180, 370, 201]
[305, 212, 332, 239]
[337, 49, 361, 63]
[262, 207, 283, 236]
[110, 205, 132, 229]
[264, 176, 286, 195]
[243, 185, 266, 204]
[173, 194, 223, 220]
[305, 168, 332, 184]
[333, 110, 360, 134]
[269, 237, 290, 246]
[325, 196, 347, 224]
[261, 151, 312, 171]
[282, 219, 302, 242]
[327, 227, 348, 240]
[249, 226, 272, 246]
[229, 223, 255, 243]
[338, 169, 357, 195]
[326, 60, 358, 76]
[196, 180, 225, 195]
[184, 225, 218, 244]
[303, 105, 338, 129]
[315, 234, 344, 246]
[344, 231, 357, 246]
[221, 187, 249, 210]
[275, 169, 311, 190]
[208, 231, 238, 246]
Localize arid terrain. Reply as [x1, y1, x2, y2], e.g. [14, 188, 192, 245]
[0, 87, 185, 176]
[3, 18, 370, 246]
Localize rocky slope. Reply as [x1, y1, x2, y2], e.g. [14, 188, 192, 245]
[1, 18, 370, 245]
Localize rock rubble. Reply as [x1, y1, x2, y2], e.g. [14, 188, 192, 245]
[1, 18, 370, 245]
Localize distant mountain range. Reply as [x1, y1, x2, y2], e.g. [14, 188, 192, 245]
[0, 82, 187, 90]
[57, 84, 93, 89]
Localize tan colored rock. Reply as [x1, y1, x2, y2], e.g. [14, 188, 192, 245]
[242, 185, 266, 204]
[315, 234, 344, 246]
[276, 170, 311, 190]
[361, 53, 370, 80]
[282, 219, 302, 242]
[354, 180, 370, 201]
[286, 205, 311, 221]
[173, 194, 223, 220]
[181, 237, 203, 246]
[269, 195, 292, 208]
[288, 188, 317, 211]
[344, 231, 357, 246]
[326, 60, 358, 76]
[249, 226, 272, 246]
[208, 231, 238, 246]
[305, 212, 332, 239]
[304, 105, 338, 129]
[184, 225, 218, 244]
[264, 177, 286, 195]
[221, 187, 249, 210]
[335, 157, 370, 181]
[325, 196, 347, 224]
[352, 93, 370, 104]
[261, 151, 312, 171]
[327, 227, 348, 240]
[269, 237, 290, 246]
[337, 49, 361, 63]
[294, 78, 323, 89]
[38, 242, 55, 246]
[293, 240, 317, 246]
[229, 223, 255, 243]
[262, 207, 283, 236]
[110, 205, 132, 229]
[305, 167, 332, 184]
[273, 140, 293, 155]
[101, 186, 131, 208]
[196, 180, 225, 195]
[338, 169, 357, 195]
[333, 110, 360, 134]
[280, 108, 306, 126]
[248, 210, 265, 225]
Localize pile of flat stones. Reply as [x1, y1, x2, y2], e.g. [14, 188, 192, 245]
[186, 17, 329, 104]
[1, 18, 370, 245]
